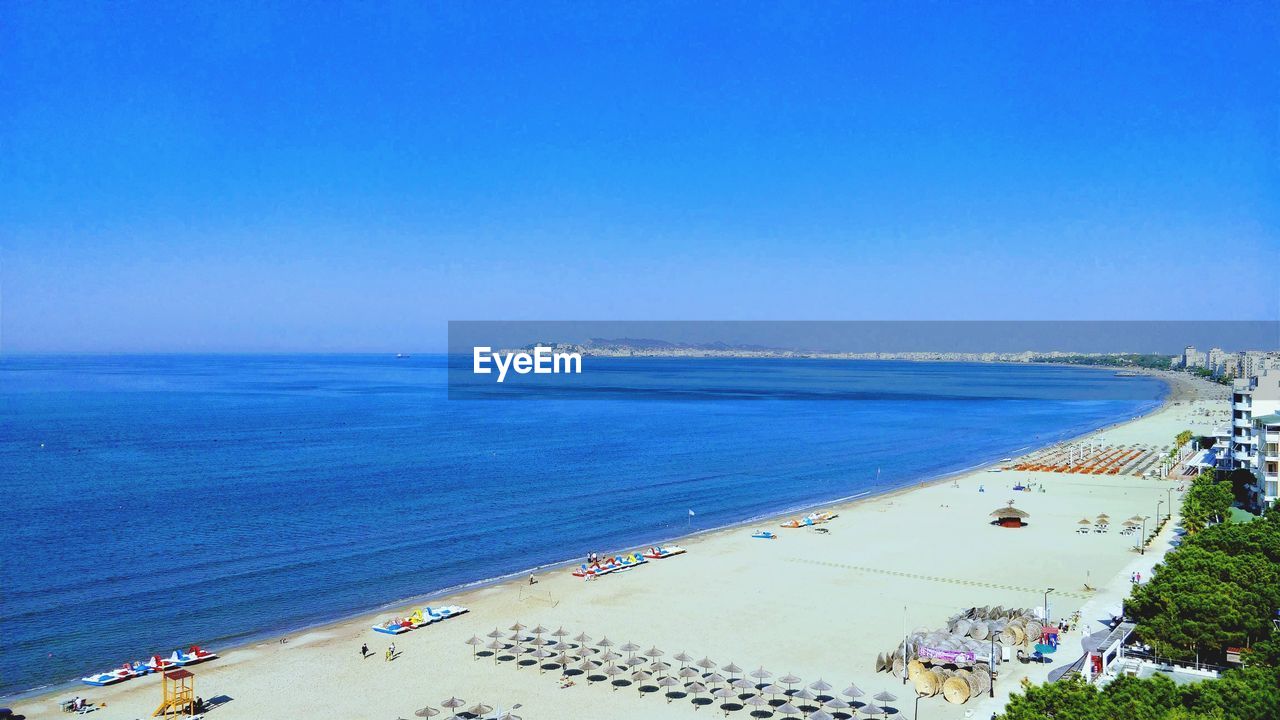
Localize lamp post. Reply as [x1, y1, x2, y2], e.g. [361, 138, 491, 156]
[1157, 499, 1164, 531]
[914, 692, 922, 720]
[902, 605, 907, 686]
[989, 632, 996, 697]
[1140, 516, 1148, 555]
[1044, 587, 1055, 625]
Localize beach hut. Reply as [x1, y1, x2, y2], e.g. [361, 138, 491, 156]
[990, 505, 1030, 528]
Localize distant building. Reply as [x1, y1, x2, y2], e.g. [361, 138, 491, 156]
[1182, 346, 1206, 369]
[1207, 347, 1227, 375]
[1237, 350, 1279, 380]
[1232, 368, 1280, 510]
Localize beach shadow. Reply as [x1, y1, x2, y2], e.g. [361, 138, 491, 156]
[665, 690, 689, 703]
[610, 679, 632, 691]
[516, 658, 538, 669]
[476, 650, 495, 659]
[564, 668, 584, 677]
[719, 701, 744, 713]
[691, 696, 714, 708]
[749, 711, 774, 719]
[637, 683, 659, 695]
[204, 695, 234, 712]
[585, 672, 607, 684]
[496, 652, 517, 662]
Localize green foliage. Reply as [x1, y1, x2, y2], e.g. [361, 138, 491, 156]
[997, 668, 1279, 720]
[1029, 354, 1173, 369]
[1128, 506, 1280, 663]
[1181, 469, 1233, 534]
[1227, 468, 1255, 505]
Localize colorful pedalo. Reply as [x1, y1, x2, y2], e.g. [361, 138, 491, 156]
[81, 645, 217, 686]
[372, 604, 469, 635]
[573, 546, 686, 579]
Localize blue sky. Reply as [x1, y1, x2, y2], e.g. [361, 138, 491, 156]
[3, 2, 1277, 352]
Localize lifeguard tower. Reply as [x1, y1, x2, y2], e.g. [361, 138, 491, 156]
[154, 668, 195, 717]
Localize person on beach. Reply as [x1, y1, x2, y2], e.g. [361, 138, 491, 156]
[360, 642, 368, 658]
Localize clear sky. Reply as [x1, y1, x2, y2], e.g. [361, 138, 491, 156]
[3, 2, 1277, 352]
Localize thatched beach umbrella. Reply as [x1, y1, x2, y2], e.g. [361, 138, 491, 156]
[841, 683, 864, 699]
[808, 710, 834, 720]
[779, 673, 802, 691]
[809, 679, 833, 695]
[625, 656, 646, 668]
[858, 703, 885, 718]
[465, 635, 483, 660]
[601, 650, 622, 664]
[744, 694, 769, 713]
[604, 663, 626, 689]
[658, 676, 682, 703]
[674, 651, 694, 667]
[485, 640, 504, 664]
[751, 666, 774, 687]
[705, 672, 726, 687]
[651, 660, 672, 674]
[552, 641, 571, 653]
[759, 682, 783, 699]
[776, 701, 802, 718]
[620, 641, 642, 658]
[645, 646, 665, 659]
[678, 666, 701, 680]
[872, 690, 897, 704]
[465, 703, 492, 718]
[440, 697, 465, 711]
[990, 505, 1030, 520]
[551, 627, 569, 639]
[597, 636, 615, 649]
[632, 669, 653, 693]
[509, 622, 527, 632]
[572, 632, 592, 646]
[712, 686, 737, 716]
[532, 648, 553, 672]
[722, 661, 744, 677]
[414, 707, 440, 718]
[688, 682, 708, 703]
[697, 656, 718, 670]
[486, 628, 504, 639]
[823, 697, 850, 711]
[1077, 518, 1092, 525]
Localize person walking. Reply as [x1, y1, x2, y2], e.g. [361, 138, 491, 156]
[360, 642, 368, 658]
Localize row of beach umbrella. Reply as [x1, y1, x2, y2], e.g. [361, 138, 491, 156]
[463, 623, 901, 718]
[408, 697, 521, 720]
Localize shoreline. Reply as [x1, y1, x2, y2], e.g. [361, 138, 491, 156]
[4, 369, 1189, 706]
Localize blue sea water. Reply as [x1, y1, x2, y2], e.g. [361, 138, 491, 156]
[0, 355, 1165, 697]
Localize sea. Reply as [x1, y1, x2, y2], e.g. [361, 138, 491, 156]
[0, 354, 1166, 697]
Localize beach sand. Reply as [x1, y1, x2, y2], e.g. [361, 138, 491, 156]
[11, 371, 1229, 720]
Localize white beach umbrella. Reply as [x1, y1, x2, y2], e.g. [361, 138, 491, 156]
[464, 635, 482, 660]
[776, 701, 802, 718]
[841, 683, 865, 699]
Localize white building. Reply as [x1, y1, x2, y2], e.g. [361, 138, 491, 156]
[1207, 347, 1227, 375]
[1252, 412, 1280, 509]
[1183, 346, 1206, 369]
[1232, 368, 1280, 509]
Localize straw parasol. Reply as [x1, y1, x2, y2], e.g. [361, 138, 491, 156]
[551, 627, 569, 639]
[678, 667, 701, 680]
[414, 707, 439, 718]
[573, 632, 592, 645]
[632, 669, 653, 692]
[465, 635, 483, 659]
[440, 697, 465, 711]
[872, 690, 897, 703]
[645, 646, 665, 659]
[776, 701, 802, 718]
[744, 694, 769, 712]
[1077, 518, 1092, 526]
[841, 683, 864, 699]
[779, 673, 803, 691]
[687, 681, 708, 702]
[485, 640, 504, 664]
[604, 664, 626, 689]
[990, 505, 1030, 518]
[858, 703, 885, 717]
[620, 641, 642, 657]
[697, 656, 718, 670]
[674, 651, 694, 666]
[760, 683, 783, 700]
[705, 672, 727, 687]
[625, 656, 646, 668]
[722, 661, 744, 677]
[651, 660, 672, 674]
[509, 622, 527, 632]
[658, 675, 681, 702]
[465, 703, 492, 718]
[597, 636, 615, 648]
[486, 628, 504, 639]
[810, 679, 833, 695]
[750, 666, 774, 686]
[823, 697, 851, 711]
[808, 711, 834, 720]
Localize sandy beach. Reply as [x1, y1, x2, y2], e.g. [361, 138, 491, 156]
[10, 371, 1230, 720]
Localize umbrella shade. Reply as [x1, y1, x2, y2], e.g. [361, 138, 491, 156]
[440, 697, 465, 709]
[578, 660, 599, 672]
[509, 622, 527, 631]
[507, 633, 522, 642]
[872, 691, 897, 703]
[601, 650, 622, 662]
[750, 666, 774, 680]
[493, 714, 522, 720]
[533, 649, 552, 658]
[776, 702, 802, 716]
[624, 656, 646, 667]
[808, 711, 834, 720]
[552, 642, 571, 652]
[722, 662, 744, 675]
[465, 704, 492, 717]
[414, 707, 440, 718]
[1123, 520, 1140, 527]
[580, 647, 599, 656]
[1097, 513, 1110, 519]
[1128, 515, 1144, 522]
[555, 653, 572, 666]
[485, 640, 504, 650]
[552, 627, 570, 637]
[696, 657, 717, 669]
[810, 679, 833, 693]
[465, 636, 483, 646]
[841, 684, 865, 699]
[645, 647, 665, 658]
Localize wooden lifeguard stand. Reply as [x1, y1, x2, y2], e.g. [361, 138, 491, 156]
[154, 668, 195, 717]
